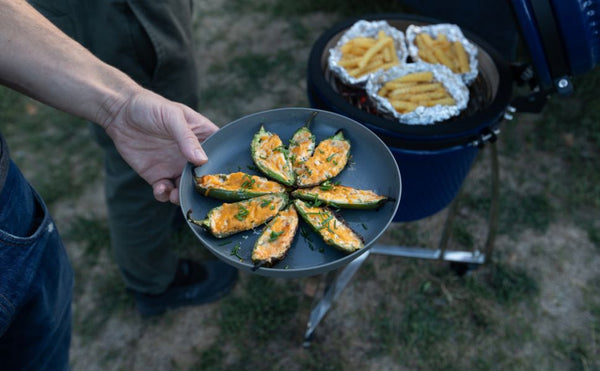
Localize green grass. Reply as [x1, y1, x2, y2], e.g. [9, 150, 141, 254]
[366, 261, 539, 369]
[529, 68, 600, 210]
[463, 189, 554, 235]
[0, 86, 103, 206]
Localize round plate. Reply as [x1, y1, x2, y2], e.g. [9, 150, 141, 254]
[180, 107, 401, 278]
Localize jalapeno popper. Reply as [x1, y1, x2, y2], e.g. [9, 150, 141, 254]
[295, 130, 351, 188]
[289, 112, 317, 175]
[252, 206, 299, 267]
[291, 182, 388, 209]
[293, 199, 364, 253]
[251, 125, 295, 186]
[194, 171, 287, 201]
[187, 193, 288, 238]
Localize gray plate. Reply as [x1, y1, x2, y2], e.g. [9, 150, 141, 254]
[180, 108, 401, 278]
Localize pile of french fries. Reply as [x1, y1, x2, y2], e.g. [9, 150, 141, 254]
[338, 30, 400, 78]
[414, 32, 470, 74]
[377, 71, 456, 114]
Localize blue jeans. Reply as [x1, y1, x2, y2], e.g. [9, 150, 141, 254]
[0, 161, 73, 370]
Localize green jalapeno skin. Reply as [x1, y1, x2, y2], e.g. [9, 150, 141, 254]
[295, 130, 351, 188]
[194, 171, 288, 201]
[251, 125, 296, 186]
[187, 193, 288, 238]
[293, 199, 364, 254]
[251, 205, 299, 267]
[291, 183, 388, 210]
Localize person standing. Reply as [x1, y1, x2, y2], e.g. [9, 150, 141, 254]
[27, 0, 238, 316]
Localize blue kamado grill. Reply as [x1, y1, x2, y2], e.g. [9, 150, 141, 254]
[303, 0, 600, 344]
[307, 1, 600, 222]
[307, 14, 513, 222]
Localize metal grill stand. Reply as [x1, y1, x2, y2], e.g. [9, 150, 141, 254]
[303, 140, 500, 346]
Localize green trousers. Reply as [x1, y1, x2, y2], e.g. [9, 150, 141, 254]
[29, 0, 199, 294]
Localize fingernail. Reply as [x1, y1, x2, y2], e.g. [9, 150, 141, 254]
[194, 149, 207, 163]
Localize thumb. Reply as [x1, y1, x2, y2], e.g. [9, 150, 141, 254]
[170, 108, 212, 166]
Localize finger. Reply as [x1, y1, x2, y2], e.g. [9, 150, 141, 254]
[152, 180, 174, 202]
[170, 109, 213, 166]
[168, 177, 182, 205]
[169, 187, 180, 205]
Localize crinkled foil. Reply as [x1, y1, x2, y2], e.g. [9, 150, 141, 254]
[328, 20, 408, 86]
[365, 63, 469, 125]
[406, 23, 479, 85]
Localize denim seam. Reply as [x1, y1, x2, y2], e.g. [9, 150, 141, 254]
[0, 293, 15, 337]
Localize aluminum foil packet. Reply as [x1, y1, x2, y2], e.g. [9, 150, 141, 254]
[406, 23, 479, 85]
[328, 20, 408, 86]
[365, 63, 469, 125]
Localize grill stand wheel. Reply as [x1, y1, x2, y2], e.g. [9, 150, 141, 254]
[302, 140, 500, 346]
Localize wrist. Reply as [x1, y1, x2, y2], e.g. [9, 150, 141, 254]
[94, 80, 142, 131]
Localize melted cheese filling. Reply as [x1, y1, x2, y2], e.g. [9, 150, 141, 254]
[255, 134, 293, 182]
[199, 172, 286, 195]
[296, 185, 385, 205]
[297, 201, 362, 250]
[296, 139, 350, 186]
[210, 194, 284, 235]
[252, 207, 299, 261]
[290, 130, 315, 168]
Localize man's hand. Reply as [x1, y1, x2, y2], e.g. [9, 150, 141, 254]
[102, 89, 219, 204]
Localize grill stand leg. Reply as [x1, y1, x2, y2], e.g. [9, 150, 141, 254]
[303, 250, 371, 347]
[302, 141, 500, 345]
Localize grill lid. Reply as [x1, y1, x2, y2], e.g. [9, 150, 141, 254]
[510, 0, 600, 94]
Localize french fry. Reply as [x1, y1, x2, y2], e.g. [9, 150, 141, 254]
[377, 71, 456, 114]
[389, 100, 418, 112]
[339, 31, 400, 78]
[358, 35, 392, 69]
[453, 41, 470, 73]
[394, 71, 433, 83]
[388, 82, 442, 97]
[414, 32, 470, 74]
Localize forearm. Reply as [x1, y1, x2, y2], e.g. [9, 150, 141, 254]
[0, 0, 140, 127]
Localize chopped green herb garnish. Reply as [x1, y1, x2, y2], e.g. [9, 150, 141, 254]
[269, 230, 284, 242]
[362, 223, 368, 230]
[235, 205, 249, 221]
[320, 180, 334, 191]
[326, 153, 336, 162]
[241, 174, 255, 189]
[273, 146, 289, 155]
[230, 242, 243, 261]
[260, 199, 272, 208]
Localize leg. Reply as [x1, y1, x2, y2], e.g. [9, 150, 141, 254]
[0, 161, 73, 370]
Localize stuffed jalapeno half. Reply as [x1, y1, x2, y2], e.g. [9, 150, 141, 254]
[295, 130, 351, 187]
[194, 171, 287, 201]
[187, 193, 288, 238]
[293, 199, 364, 253]
[251, 125, 295, 186]
[291, 182, 388, 209]
[289, 126, 315, 175]
[251, 205, 299, 267]
[289, 112, 317, 174]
